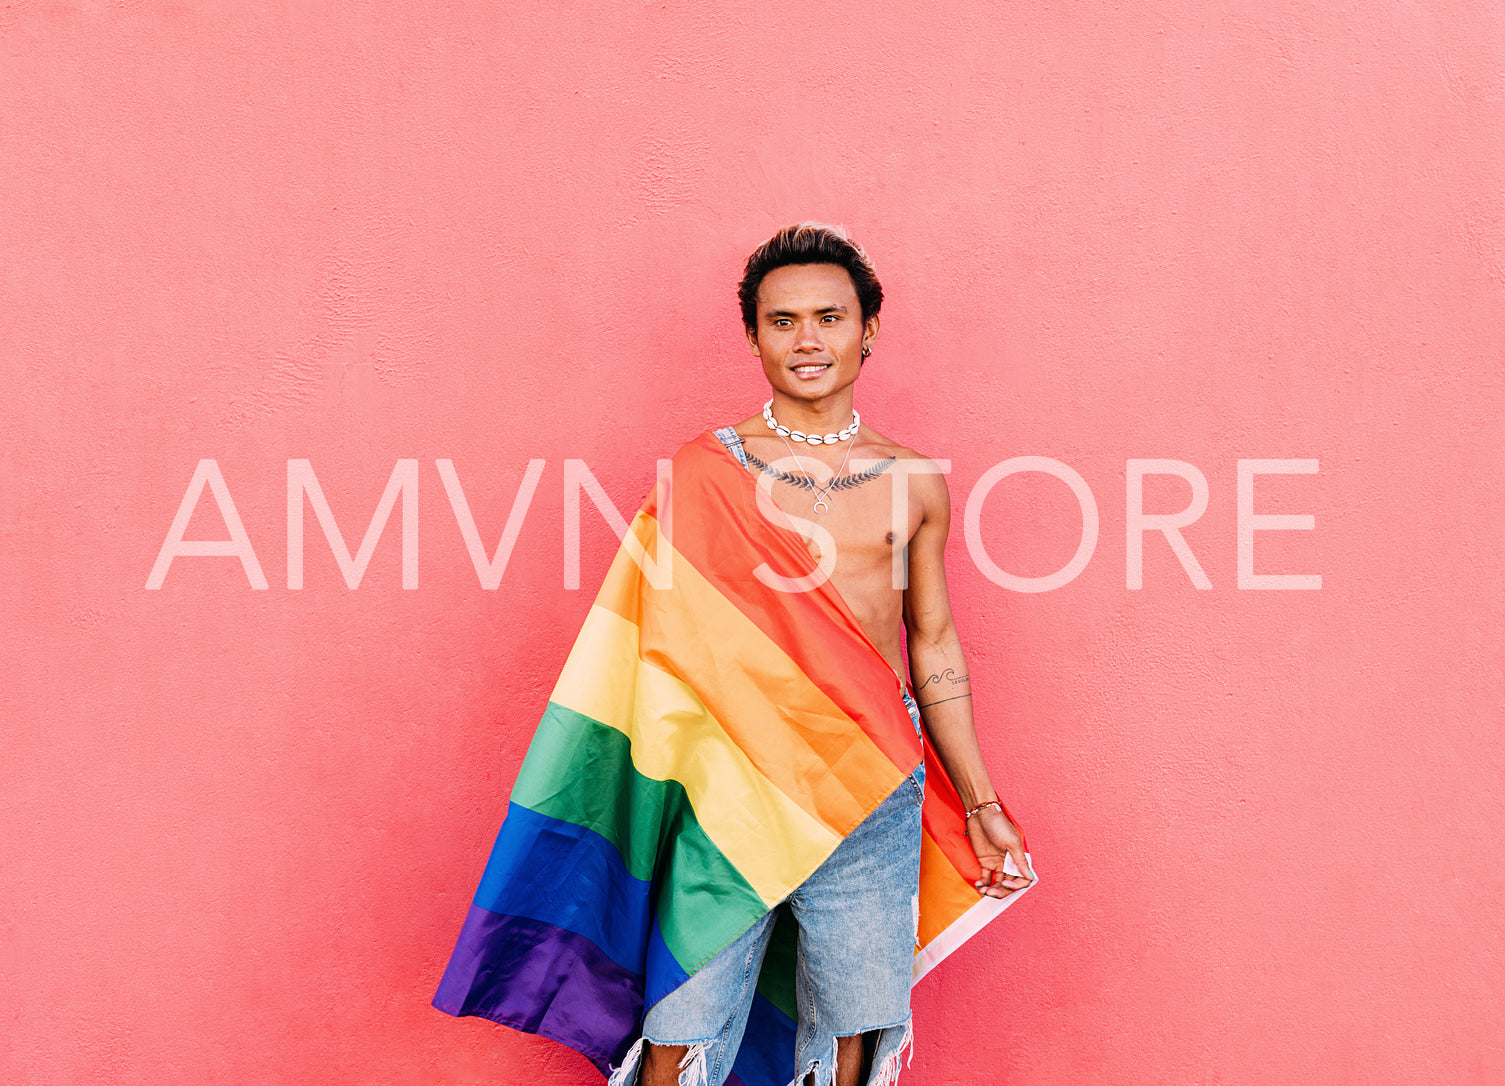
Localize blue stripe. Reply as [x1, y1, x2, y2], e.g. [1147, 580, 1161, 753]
[644, 914, 692, 1009]
[473, 802, 652, 975]
[729, 991, 797, 1086]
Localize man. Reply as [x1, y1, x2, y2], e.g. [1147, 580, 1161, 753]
[434, 223, 1034, 1086]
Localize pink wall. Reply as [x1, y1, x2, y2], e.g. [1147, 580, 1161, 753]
[4, 1, 1501, 1083]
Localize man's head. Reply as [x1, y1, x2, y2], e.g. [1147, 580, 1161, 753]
[739, 225, 885, 408]
[738, 222, 884, 334]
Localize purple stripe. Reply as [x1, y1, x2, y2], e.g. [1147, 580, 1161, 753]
[474, 803, 652, 976]
[433, 906, 643, 1072]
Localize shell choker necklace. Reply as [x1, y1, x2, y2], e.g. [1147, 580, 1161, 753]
[762, 399, 860, 445]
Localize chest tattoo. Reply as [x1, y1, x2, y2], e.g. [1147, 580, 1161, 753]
[744, 450, 898, 493]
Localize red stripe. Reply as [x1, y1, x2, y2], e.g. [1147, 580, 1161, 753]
[919, 731, 1029, 883]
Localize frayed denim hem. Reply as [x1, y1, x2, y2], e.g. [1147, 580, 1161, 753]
[607, 1037, 713, 1086]
[782, 1019, 914, 1086]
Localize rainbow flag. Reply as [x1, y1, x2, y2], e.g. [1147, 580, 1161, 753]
[433, 431, 1033, 1085]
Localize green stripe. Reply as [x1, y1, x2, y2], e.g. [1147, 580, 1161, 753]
[755, 905, 799, 1020]
[512, 702, 767, 972]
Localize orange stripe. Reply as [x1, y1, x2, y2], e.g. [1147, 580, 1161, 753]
[550, 601, 841, 905]
[660, 433, 922, 774]
[591, 511, 904, 836]
[917, 829, 986, 945]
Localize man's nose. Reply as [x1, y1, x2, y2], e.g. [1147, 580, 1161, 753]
[794, 321, 824, 350]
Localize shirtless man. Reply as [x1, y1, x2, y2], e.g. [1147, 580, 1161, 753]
[636, 223, 1034, 1086]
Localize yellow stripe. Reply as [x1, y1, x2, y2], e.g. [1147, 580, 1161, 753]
[590, 511, 904, 833]
[552, 603, 840, 906]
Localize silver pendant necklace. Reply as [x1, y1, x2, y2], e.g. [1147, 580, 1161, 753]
[773, 424, 857, 514]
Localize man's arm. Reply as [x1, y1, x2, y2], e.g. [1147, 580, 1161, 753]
[903, 466, 1035, 897]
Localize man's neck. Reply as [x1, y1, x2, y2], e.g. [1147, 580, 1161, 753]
[766, 390, 857, 436]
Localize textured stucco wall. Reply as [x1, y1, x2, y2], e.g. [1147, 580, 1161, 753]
[3, 1, 1502, 1083]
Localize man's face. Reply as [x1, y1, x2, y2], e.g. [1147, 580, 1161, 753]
[746, 263, 878, 405]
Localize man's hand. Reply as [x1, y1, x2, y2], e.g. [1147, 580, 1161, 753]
[967, 805, 1035, 898]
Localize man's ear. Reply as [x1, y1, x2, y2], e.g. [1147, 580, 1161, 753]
[746, 328, 760, 355]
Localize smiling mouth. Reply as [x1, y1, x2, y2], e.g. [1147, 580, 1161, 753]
[791, 363, 831, 376]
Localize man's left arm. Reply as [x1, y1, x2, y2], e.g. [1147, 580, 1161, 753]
[904, 466, 1035, 898]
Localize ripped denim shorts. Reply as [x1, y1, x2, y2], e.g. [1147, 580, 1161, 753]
[609, 690, 926, 1086]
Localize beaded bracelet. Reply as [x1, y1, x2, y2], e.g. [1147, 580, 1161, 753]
[962, 799, 1004, 837]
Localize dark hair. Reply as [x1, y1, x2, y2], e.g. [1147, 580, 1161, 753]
[738, 222, 883, 331]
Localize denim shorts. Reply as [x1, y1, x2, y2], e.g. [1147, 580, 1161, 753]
[610, 691, 926, 1086]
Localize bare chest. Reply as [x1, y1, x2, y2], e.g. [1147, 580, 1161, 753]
[740, 441, 919, 572]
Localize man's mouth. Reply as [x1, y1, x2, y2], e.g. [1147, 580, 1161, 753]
[791, 363, 831, 377]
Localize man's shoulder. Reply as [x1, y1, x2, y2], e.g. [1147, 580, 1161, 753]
[860, 426, 947, 474]
[669, 428, 717, 453]
[855, 427, 951, 522]
[660, 430, 725, 474]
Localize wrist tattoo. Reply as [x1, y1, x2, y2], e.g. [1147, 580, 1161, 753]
[916, 693, 973, 709]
